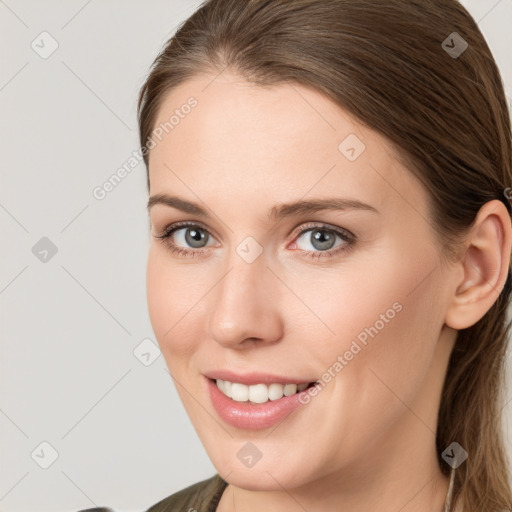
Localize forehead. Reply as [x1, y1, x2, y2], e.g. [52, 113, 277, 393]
[148, 71, 429, 221]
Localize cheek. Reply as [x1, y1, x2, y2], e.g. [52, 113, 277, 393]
[313, 247, 443, 426]
[146, 249, 170, 341]
[146, 248, 202, 364]
[302, 241, 439, 377]
[292, 249, 426, 355]
[285, 257, 442, 471]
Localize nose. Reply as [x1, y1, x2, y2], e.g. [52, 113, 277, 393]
[208, 250, 284, 349]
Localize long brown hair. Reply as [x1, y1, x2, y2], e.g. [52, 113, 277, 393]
[137, 1, 512, 509]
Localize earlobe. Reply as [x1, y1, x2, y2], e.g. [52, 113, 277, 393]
[445, 200, 512, 330]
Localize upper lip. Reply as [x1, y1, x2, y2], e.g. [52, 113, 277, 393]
[204, 370, 317, 386]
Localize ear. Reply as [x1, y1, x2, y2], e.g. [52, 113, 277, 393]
[445, 199, 512, 330]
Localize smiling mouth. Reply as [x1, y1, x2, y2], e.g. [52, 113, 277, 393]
[212, 378, 318, 404]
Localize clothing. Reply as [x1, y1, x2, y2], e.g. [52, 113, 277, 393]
[76, 472, 470, 511]
[145, 473, 457, 512]
[145, 473, 228, 512]
[76, 474, 227, 512]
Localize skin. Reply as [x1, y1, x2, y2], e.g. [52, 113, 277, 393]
[145, 70, 511, 512]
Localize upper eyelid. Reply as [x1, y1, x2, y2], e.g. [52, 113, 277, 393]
[159, 220, 220, 241]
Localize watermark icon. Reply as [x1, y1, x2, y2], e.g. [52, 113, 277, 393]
[441, 32, 468, 59]
[236, 236, 263, 263]
[133, 338, 161, 366]
[237, 442, 263, 468]
[338, 133, 366, 162]
[92, 96, 198, 200]
[31, 441, 59, 469]
[441, 442, 468, 469]
[32, 237, 58, 263]
[299, 301, 403, 404]
[31, 31, 59, 59]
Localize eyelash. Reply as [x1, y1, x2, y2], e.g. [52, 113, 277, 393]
[154, 221, 356, 260]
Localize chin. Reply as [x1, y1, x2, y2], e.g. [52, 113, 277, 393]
[220, 465, 309, 491]
[203, 442, 315, 491]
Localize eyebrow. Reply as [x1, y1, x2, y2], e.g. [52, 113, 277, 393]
[147, 194, 378, 222]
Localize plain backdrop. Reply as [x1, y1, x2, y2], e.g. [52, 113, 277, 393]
[0, 1, 511, 511]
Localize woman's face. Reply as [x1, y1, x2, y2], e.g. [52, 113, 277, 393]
[146, 71, 458, 491]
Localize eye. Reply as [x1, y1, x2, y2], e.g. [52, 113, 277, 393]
[154, 221, 356, 260]
[154, 222, 217, 258]
[291, 223, 355, 259]
[171, 225, 212, 249]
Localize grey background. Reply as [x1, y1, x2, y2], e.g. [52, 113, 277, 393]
[0, 1, 511, 511]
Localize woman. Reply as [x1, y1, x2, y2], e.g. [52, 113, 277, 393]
[81, 0, 512, 510]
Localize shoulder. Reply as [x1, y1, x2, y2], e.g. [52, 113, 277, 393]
[75, 509, 114, 512]
[73, 474, 227, 512]
[145, 473, 228, 512]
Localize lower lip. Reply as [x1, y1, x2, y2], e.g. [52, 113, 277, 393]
[206, 377, 313, 430]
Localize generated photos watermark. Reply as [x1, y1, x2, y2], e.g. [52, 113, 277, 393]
[92, 96, 198, 200]
[299, 301, 403, 404]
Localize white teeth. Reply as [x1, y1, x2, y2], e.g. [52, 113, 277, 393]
[216, 379, 232, 398]
[223, 380, 232, 398]
[231, 382, 249, 402]
[216, 379, 311, 403]
[268, 383, 284, 401]
[248, 383, 268, 404]
[283, 383, 297, 396]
